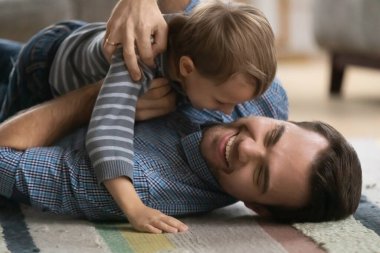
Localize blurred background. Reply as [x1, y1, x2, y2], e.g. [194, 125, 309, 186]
[245, 0, 380, 139]
[0, 0, 379, 139]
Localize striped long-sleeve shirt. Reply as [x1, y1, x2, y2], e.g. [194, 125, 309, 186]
[49, 23, 167, 183]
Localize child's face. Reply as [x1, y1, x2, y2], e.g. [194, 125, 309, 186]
[182, 71, 257, 115]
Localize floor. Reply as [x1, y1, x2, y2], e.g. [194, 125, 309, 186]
[277, 53, 380, 139]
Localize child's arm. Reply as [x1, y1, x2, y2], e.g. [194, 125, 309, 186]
[50, 25, 181, 232]
[86, 48, 186, 233]
[86, 45, 174, 184]
[49, 22, 176, 121]
[85, 48, 147, 184]
[34, 20, 148, 190]
[104, 177, 188, 233]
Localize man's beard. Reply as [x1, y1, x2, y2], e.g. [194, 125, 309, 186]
[200, 121, 220, 131]
[199, 122, 226, 177]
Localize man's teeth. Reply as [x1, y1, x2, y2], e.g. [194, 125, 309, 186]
[225, 136, 236, 165]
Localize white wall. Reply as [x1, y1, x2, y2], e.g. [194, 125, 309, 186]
[250, 0, 319, 56]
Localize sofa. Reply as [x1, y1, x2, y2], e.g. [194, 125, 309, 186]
[313, 0, 380, 96]
[0, 0, 117, 42]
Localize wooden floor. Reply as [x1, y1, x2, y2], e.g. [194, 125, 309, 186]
[278, 53, 380, 139]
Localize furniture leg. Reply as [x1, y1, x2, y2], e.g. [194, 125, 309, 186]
[330, 52, 345, 96]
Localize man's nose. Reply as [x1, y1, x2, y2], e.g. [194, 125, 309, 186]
[237, 137, 265, 163]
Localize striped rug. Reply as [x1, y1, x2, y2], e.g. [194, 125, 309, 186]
[0, 138, 379, 253]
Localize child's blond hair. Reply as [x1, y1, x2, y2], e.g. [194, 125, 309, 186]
[168, 0, 276, 97]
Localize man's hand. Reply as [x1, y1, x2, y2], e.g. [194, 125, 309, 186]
[104, 0, 168, 81]
[136, 78, 176, 121]
[127, 203, 188, 233]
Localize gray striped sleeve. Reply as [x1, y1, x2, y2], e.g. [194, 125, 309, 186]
[49, 23, 109, 96]
[86, 48, 154, 184]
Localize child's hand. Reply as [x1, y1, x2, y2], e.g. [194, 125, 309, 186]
[136, 78, 177, 121]
[127, 204, 188, 233]
[104, 177, 186, 234]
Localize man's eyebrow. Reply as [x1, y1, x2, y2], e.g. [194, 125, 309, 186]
[260, 124, 285, 194]
[264, 124, 285, 147]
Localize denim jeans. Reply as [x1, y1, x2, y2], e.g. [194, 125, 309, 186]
[0, 39, 22, 84]
[0, 20, 86, 122]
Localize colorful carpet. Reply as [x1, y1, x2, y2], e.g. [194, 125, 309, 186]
[0, 138, 379, 253]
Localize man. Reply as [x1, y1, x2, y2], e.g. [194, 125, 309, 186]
[0, 2, 279, 232]
[0, 78, 362, 233]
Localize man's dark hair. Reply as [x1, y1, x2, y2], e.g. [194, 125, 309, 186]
[264, 121, 362, 223]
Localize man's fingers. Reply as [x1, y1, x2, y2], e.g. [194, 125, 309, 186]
[103, 43, 117, 62]
[143, 84, 172, 99]
[123, 28, 141, 81]
[135, 28, 156, 68]
[149, 77, 170, 89]
[103, 22, 123, 61]
[151, 26, 168, 56]
[143, 78, 172, 100]
[136, 90, 176, 112]
[135, 92, 176, 121]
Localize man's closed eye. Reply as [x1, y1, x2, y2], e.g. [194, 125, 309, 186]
[257, 124, 285, 194]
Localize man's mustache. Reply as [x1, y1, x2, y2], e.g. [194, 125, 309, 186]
[200, 122, 220, 131]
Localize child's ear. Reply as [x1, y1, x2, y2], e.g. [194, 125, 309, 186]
[179, 56, 195, 77]
[244, 202, 272, 217]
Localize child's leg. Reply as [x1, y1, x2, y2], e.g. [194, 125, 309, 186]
[0, 20, 86, 122]
[0, 39, 22, 110]
[0, 39, 22, 85]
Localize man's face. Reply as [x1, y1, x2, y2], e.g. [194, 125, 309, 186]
[200, 116, 328, 210]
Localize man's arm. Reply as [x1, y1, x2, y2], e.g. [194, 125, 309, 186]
[0, 82, 187, 233]
[0, 83, 101, 149]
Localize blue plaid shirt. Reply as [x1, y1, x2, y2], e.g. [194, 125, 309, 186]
[0, 79, 288, 221]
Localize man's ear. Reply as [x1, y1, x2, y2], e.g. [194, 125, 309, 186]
[244, 202, 272, 217]
[179, 56, 195, 77]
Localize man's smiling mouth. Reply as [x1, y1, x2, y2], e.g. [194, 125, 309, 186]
[225, 135, 237, 166]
